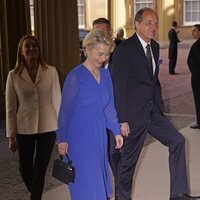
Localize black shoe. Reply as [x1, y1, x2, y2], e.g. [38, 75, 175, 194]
[190, 123, 200, 129]
[170, 193, 200, 200]
[169, 72, 178, 75]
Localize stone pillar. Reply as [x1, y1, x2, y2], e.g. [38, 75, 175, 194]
[110, 0, 126, 36]
[0, 0, 29, 119]
[157, 0, 175, 44]
[124, 0, 134, 37]
[34, 0, 80, 84]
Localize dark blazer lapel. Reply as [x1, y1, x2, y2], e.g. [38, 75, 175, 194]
[151, 41, 160, 81]
[134, 34, 152, 77]
[151, 41, 159, 65]
[134, 34, 146, 58]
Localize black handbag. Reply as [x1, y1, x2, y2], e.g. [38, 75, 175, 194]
[52, 153, 75, 184]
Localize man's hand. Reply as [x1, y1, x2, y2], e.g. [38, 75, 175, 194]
[120, 122, 130, 137]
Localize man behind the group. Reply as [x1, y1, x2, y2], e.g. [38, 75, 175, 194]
[93, 17, 121, 199]
[80, 17, 113, 64]
[111, 7, 200, 200]
[168, 20, 180, 75]
[187, 24, 200, 129]
[92, 17, 114, 68]
[92, 17, 112, 36]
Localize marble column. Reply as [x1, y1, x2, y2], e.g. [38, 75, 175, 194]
[34, 0, 80, 84]
[0, 0, 28, 119]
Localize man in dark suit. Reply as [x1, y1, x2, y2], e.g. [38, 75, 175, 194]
[168, 21, 180, 75]
[92, 17, 113, 68]
[93, 17, 112, 36]
[80, 18, 113, 64]
[187, 24, 200, 129]
[92, 17, 122, 199]
[111, 7, 200, 200]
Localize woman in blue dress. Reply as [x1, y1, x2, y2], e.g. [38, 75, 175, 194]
[56, 29, 124, 200]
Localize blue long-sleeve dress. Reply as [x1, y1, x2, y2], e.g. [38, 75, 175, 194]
[56, 64, 120, 200]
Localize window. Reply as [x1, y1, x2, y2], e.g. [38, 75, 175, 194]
[184, 0, 200, 25]
[134, 0, 154, 14]
[77, 0, 85, 29]
[29, 1, 86, 31]
[29, 0, 34, 34]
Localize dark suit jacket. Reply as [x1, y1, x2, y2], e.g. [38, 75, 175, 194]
[110, 33, 164, 129]
[187, 38, 200, 85]
[187, 38, 200, 73]
[168, 28, 180, 59]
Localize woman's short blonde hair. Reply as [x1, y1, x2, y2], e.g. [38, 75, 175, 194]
[82, 29, 115, 53]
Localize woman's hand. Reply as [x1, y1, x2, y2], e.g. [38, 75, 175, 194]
[58, 142, 68, 156]
[115, 135, 124, 149]
[8, 137, 17, 152]
[120, 122, 130, 137]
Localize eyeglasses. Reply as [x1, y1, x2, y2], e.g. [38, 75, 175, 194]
[142, 20, 159, 28]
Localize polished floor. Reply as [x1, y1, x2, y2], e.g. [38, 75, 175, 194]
[44, 45, 200, 199]
[43, 125, 200, 200]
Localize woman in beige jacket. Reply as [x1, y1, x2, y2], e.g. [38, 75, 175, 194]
[5, 35, 61, 200]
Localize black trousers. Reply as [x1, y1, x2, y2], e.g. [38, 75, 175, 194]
[16, 131, 56, 200]
[191, 76, 200, 124]
[116, 113, 189, 200]
[168, 45, 178, 74]
[108, 131, 121, 199]
[169, 53, 177, 74]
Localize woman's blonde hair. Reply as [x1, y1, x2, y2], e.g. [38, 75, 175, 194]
[82, 29, 115, 54]
[14, 34, 47, 74]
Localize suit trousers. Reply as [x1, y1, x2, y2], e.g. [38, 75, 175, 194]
[116, 111, 189, 200]
[169, 45, 178, 74]
[169, 53, 177, 74]
[191, 77, 200, 124]
[108, 130, 121, 198]
[16, 131, 56, 200]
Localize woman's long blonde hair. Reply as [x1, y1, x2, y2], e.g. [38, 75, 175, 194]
[14, 35, 47, 74]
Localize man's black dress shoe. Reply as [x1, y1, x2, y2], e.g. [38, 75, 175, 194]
[190, 123, 200, 129]
[170, 193, 200, 200]
[169, 71, 177, 75]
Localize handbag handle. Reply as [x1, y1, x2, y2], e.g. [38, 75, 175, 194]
[59, 153, 72, 164]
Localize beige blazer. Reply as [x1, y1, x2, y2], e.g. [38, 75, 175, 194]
[6, 65, 61, 137]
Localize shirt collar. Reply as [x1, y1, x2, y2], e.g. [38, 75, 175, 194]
[136, 33, 151, 49]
